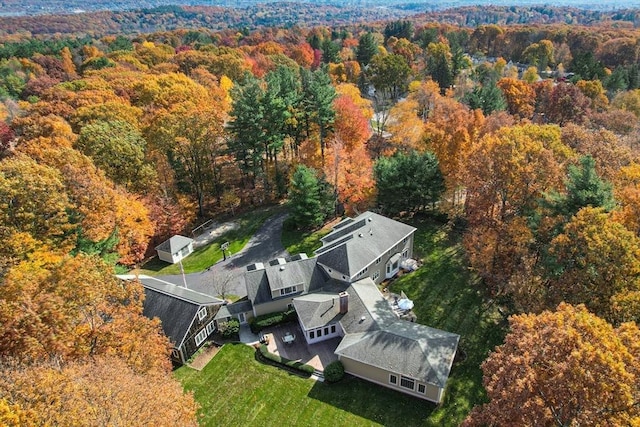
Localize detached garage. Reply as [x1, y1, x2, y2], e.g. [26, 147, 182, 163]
[155, 235, 194, 264]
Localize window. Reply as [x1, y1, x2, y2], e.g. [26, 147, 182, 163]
[195, 329, 208, 346]
[389, 374, 397, 385]
[331, 325, 336, 334]
[392, 260, 399, 270]
[386, 264, 391, 274]
[310, 331, 315, 339]
[403, 237, 407, 244]
[376, 257, 381, 264]
[205, 321, 215, 335]
[171, 349, 181, 359]
[197, 307, 207, 321]
[400, 376, 415, 390]
[324, 327, 329, 335]
[418, 384, 426, 394]
[317, 329, 322, 337]
[372, 270, 380, 281]
[280, 285, 297, 296]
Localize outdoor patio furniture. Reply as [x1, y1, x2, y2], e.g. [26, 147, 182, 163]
[282, 332, 295, 344]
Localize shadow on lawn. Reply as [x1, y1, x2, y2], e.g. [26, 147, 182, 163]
[307, 375, 434, 427]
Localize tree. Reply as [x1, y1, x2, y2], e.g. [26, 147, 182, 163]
[324, 138, 375, 215]
[463, 303, 640, 427]
[0, 357, 198, 426]
[426, 42, 454, 94]
[302, 68, 336, 164]
[463, 80, 506, 115]
[0, 254, 171, 372]
[76, 120, 153, 191]
[369, 53, 411, 102]
[463, 125, 564, 295]
[356, 32, 378, 66]
[211, 270, 235, 301]
[497, 77, 535, 119]
[547, 155, 615, 215]
[543, 82, 591, 126]
[545, 208, 640, 321]
[522, 39, 554, 71]
[374, 150, 444, 215]
[287, 165, 330, 230]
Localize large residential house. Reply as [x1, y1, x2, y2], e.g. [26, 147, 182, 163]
[118, 275, 224, 364]
[236, 211, 460, 403]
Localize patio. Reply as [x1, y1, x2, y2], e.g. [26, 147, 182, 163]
[263, 323, 340, 371]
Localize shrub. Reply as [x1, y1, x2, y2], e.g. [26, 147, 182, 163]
[324, 360, 345, 383]
[219, 319, 240, 338]
[256, 344, 315, 375]
[250, 309, 297, 333]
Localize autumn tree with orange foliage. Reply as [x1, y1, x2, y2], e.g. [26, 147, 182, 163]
[0, 356, 198, 427]
[423, 95, 483, 208]
[0, 254, 171, 373]
[496, 77, 535, 119]
[463, 125, 564, 297]
[463, 303, 640, 427]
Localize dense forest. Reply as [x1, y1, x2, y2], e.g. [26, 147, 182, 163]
[1, 7, 640, 425]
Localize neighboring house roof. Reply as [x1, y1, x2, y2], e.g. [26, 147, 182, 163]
[329, 279, 460, 388]
[294, 293, 344, 330]
[215, 299, 253, 320]
[245, 256, 329, 305]
[117, 275, 223, 348]
[155, 235, 194, 254]
[315, 212, 417, 278]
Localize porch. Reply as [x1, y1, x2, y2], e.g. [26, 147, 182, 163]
[262, 322, 340, 372]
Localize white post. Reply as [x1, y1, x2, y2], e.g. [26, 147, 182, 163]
[179, 258, 188, 289]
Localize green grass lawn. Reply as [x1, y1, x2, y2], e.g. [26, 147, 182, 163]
[175, 343, 434, 427]
[281, 224, 331, 256]
[388, 215, 507, 425]
[175, 214, 506, 426]
[135, 206, 282, 276]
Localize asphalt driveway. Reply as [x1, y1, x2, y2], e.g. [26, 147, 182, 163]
[159, 212, 289, 298]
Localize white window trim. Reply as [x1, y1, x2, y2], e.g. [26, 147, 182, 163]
[195, 329, 208, 346]
[197, 307, 207, 321]
[389, 374, 397, 385]
[280, 285, 297, 296]
[400, 375, 415, 391]
[372, 270, 380, 281]
[417, 383, 426, 394]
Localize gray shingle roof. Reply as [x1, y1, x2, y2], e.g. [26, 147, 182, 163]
[315, 212, 416, 277]
[245, 257, 329, 306]
[155, 235, 194, 254]
[334, 279, 460, 388]
[293, 293, 343, 330]
[142, 287, 199, 347]
[135, 275, 223, 305]
[117, 275, 223, 349]
[215, 299, 253, 320]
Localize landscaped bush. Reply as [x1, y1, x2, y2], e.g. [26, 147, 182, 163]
[219, 319, 240, 338]
[323, 360, 345, 383]
[249, 309, 297, 333]
[256, 344, 315, 376]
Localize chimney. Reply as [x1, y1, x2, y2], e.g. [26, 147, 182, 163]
[339, 291, 349, 314]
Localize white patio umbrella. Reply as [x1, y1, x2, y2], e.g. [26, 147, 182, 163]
[397, 298, 414, 310]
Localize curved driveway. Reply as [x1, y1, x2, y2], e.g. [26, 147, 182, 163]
[159, 212, 289, 298]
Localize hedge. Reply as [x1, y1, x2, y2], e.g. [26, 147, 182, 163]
[249, 308, 297, 333]
[256, 344, 315, 376]
[219, 318, 240, 338]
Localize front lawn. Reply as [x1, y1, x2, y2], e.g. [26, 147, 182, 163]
[136, 206, 282, 276]
[175, 343, 433, 427]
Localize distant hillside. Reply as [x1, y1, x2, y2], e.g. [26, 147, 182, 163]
[2, 4, 640, 39]
[1, 0, 640, 17]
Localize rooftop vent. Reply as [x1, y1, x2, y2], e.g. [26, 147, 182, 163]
[358, 233, 363, 237]
[279, 265, 285, 271]
[368, 217, 372, 222]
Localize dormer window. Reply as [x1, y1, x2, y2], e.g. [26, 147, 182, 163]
[280, 286, 297, 296]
